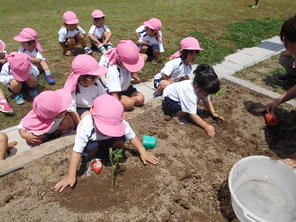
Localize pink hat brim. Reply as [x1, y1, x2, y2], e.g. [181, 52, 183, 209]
[22, 110, 54, 135]
[11, 70, 29, 82]
[144, 21, 155, 30]
[13, 35, 32, 42]
[65, 18, 79, 25]
[122, 55, 144, 72]
[94, 117, 125, 137]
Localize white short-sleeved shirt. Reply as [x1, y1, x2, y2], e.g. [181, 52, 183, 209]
[88, 25, 111, 40]
[73, 114, 136, 153]
[17, 117, 64, 135]
[0, 62, 39, 86]
[163, 80, 210, 114]
[67, 81, 107, 112]
[106, 64, 131, 92]
[154, 57, 192, 82]
[18, 47, 46, 60]
[136, 25, 164, 52]
[58, 26, 86, 43]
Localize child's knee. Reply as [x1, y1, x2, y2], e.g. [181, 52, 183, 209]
[134, 93, 145, 106]
[121, 97, 135, 111]
[0, 133, 8, 143]
[26, 76, 38, 88]
[58, 115, 74, 132]
[9, 80, 22, 93]
[66, 38, 76, 47]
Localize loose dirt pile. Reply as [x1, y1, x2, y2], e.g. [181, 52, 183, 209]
[1, 80, 295, 222]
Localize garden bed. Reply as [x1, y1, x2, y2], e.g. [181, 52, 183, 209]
[0, 80, 296, 222]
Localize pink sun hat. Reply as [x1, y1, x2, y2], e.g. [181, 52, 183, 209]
[13, 28, 44, 52]
[0, 40, 6, 53]
[144, 18, 162, 31]
[91, 9, 106, 18]
[91, 94, 124, 137]
[22, 88, 72, 134]
[6, 52, 31, 82]
[63, 11, 79, 25]
[64, 54, 108, 93]
[169, 37, 203, 60]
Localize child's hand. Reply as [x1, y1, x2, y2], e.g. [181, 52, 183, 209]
[54, 175, 76, 192]
[282, 158, 296, 168]
[140, 151, 158, 165]
[205, 124, 215, 137]
[212, 113, 224, 121]
[25, 132, 43, 145]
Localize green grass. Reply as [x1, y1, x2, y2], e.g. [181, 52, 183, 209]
[1, 0, 296, 129]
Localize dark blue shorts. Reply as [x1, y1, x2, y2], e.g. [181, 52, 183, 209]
[117, 85, 138, 97]
[153, 77, 163, 89]
[83, 136, 126, 154]
[77, 107, 90, 117]
[162, 97, 182, 116]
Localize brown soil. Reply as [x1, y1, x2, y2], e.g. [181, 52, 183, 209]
[0, 80, 296, 222]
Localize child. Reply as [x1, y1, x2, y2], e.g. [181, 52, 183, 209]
[88, 9, 112, 54]
[99, 40, 145, 111]
[154, 37, 203, 97]
[18, 88, 73, 146]
[0, 52, 39, 104]
[0, 132, 17, 160]
[54, 94, 158, 192]
[163, 64, 224, 137]
[0, 40, 7, 72]
[58, 11, 92, 56]
[14, 28, 55, 85]
[64, 54, 108, 126]
[135, 18, 164, 64]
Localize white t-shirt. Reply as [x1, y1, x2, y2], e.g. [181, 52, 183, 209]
[163, 80, 210, 114]
[154, 57, 192, 81]
[136, 25, 164, 52]
[18, 47, 46, 60]
[58, 26, 86, 43]
[17, 117, 64, 135]
[0, 62, 39, 86]
[67, 81, 107, 112]
[88, 25, 111, 40]
[73, 114, 136, 153]
[106, 64, 131, 92]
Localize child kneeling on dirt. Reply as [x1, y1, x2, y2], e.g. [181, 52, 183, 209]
[18, 88, 74, 146]
[55, 94, 158, 192]
[163, 64, 224, 137]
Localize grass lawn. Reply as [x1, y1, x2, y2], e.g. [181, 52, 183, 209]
[0, 0, 296, 129]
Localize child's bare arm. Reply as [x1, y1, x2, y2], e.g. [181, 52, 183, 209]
[18, 129, 44, 145]
[161, 73, 174, 83]
[88, 33, 101, 45]
[203, 101, 224, 120]
[130, 137, 158, 165]
[54, 151, 81, 192]
[135, 32, 140, 40]
[189, 113, 215, 137]
[30, 57, 42, 64]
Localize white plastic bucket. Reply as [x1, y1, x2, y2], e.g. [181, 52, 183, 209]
[228, 156, 296, 222]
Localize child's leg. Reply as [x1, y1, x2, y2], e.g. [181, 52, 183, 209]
[120, 95, 136, 111]
[0, 132, 8, 160]
[140, 53, 148, 62]
[65, 38, 76, 55]
[40, 60, 55, 84]
[26, 75, 38, 89]
[152, 49, 160, 64]
[57, 113, 74, 133]
[156, 80, 171, 95]
[140, 46, 148, 54]
[76, 33, 87, 48]
[9, 79, 22, 94]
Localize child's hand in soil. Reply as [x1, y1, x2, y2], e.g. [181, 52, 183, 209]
[282, 158, 296, 168]
[140, 151, 158, 165]
[25, 132, 44, 145]
[212, 113, 224, 121]
[54, 176, 76, 192]
[204, 124, 215, 137]
[7, 141, 18, 149]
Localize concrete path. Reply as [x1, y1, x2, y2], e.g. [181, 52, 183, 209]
[1, 35, 294, 176]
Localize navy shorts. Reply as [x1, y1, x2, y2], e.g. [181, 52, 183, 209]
[153, 77, 163, 89]
[83, 136, 126, 154]
[117, 85, 138, 97]
[162, 97, 182, 116]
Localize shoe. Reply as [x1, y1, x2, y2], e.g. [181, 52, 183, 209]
[151, 59, 158, 65]
[84, 47, 93, 55]
[97, 45, 106, 54]
[14, 93, 25, 105]
[0, 101, 14, 114]
[28, 90, 38, 99]
[45, 74, 55, 85]
[173, 116, 188, 125]
[153, 91, 161, 98]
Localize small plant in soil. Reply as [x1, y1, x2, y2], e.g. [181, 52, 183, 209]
[109, 148, 123, 191]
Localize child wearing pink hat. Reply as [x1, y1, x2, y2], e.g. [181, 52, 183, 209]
[88, 9, 112, 54]
[58, 11, 92, 56]
[99, 40, 145, 111]
[0, 132, 17, 160]
[64, 54, 108, 126]
[14, 28, 55, 85]
[0, 52, 39, 105]
[18, 88, 73, 146]
[54, 94, 158, 192]
[153, 37, 203, 97]
[135, 18, 164, 64]
[0, 40, 14, 114]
